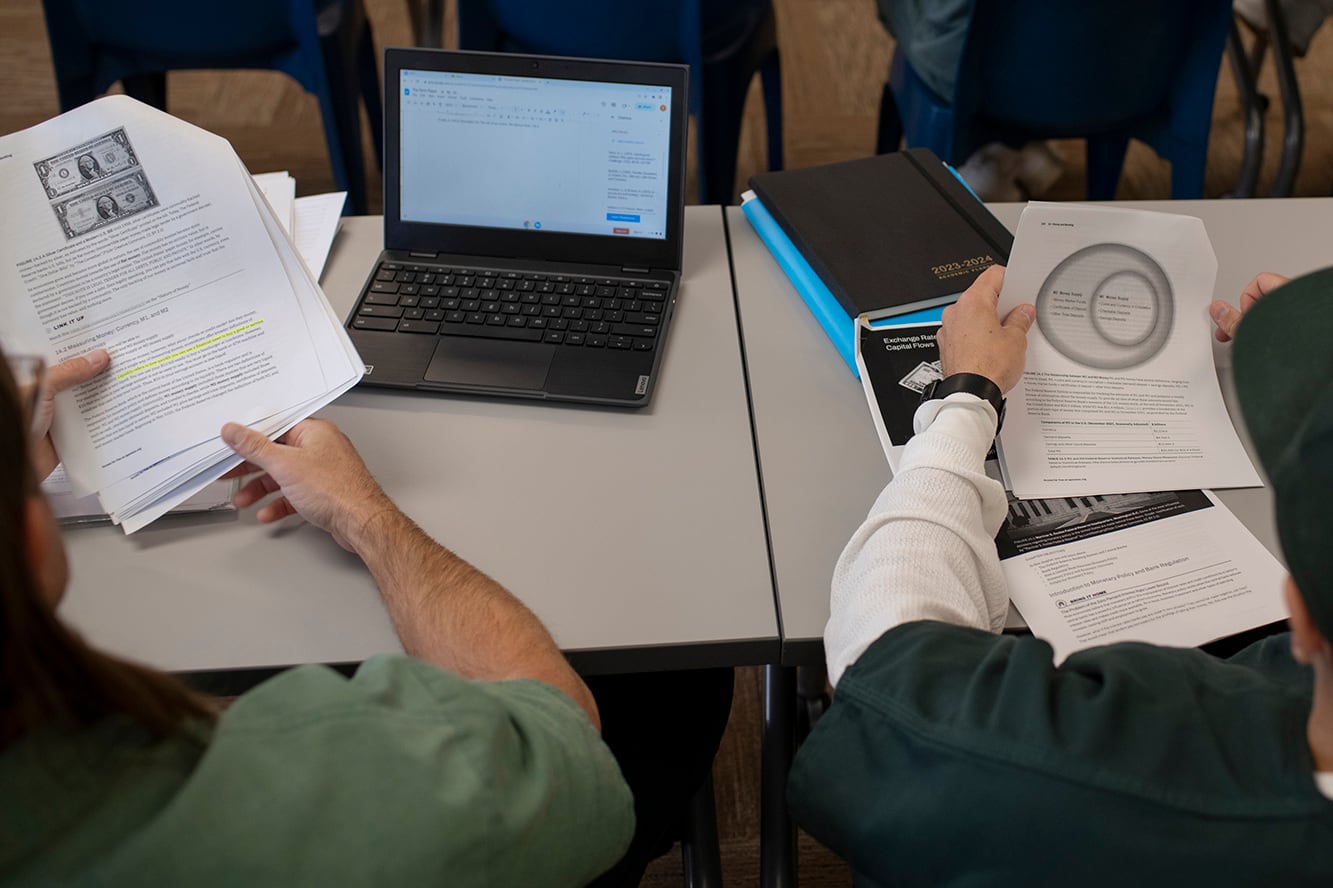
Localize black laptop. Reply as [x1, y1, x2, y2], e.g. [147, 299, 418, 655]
[347, 48, 689, 407]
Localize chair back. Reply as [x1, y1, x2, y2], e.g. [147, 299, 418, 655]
[890, 0, 1232, 198]
[39, 0, 381, 213]
[41, 0, 324, 99]
[459, 0, 706, 115]
[457, 0, 782, 203]
[955, 0, 1230, 142]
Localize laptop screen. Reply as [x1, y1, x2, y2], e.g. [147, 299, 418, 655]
[398, 68, 673, 241]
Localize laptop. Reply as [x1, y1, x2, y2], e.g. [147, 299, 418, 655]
[346, 48, 689, 407]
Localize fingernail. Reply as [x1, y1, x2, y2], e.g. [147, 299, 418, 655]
[1208, 302, 1227, 322]
[220, 423, 242, 446]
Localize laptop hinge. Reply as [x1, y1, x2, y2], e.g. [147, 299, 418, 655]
[408, 251, 439, 258]
[620, 266, 651, 275]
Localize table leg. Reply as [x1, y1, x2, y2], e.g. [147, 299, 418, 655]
[761, 664, 797, 888]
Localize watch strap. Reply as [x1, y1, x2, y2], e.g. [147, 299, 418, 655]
[921, 372, 1006, 432]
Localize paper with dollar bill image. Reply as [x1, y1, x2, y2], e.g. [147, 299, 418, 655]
[994, 202, 1262, 499]
[855, 319, 1287, 660]
[0, 95, 362, 533]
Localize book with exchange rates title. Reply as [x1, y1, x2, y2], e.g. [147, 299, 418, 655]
[743, 147, 1013, 375]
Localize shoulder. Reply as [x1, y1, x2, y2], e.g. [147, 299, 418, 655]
[144, 657, 633, 885]
[793, 621, 1321, 828]
[790, 622, 1333, 883]
[806, 622, 1312, 796]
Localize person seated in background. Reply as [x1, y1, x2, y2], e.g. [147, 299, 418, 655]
[875, 0, 1066, 200]
[0, 346, 730, 886]
[789, 265, 1333, 884]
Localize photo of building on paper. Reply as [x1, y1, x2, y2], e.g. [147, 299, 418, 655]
[995, 489, 1212, 559]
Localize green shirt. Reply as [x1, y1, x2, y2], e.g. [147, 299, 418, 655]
[0, 656, 634, 886]
[790, 622, 1333, 887]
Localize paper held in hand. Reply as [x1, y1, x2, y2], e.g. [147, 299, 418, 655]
[855, 315, 1287, 662]
[0, 95, 363, 533]
[994, 202, 1261, 499]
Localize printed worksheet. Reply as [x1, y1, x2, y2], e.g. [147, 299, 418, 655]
[995, 203, 1261, 498]
[998, 488, 1287, 662]
[0, 96, 362, 532]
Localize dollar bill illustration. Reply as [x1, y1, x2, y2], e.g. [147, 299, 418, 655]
[34, 128, 142, 199]
[897, 359, 943, 394]
[51, 171, 160, 239]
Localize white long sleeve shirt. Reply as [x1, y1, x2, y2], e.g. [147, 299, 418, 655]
[824, 393, 1011, 687]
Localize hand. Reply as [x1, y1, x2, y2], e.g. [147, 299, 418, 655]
[1209, 272, 1288, 343]
[221, 418, 397, 553]
[32, 348, 111, 480]
[936, 265, 1036, 394]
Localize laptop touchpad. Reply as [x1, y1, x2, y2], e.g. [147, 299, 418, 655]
[424, 338, 554, 391]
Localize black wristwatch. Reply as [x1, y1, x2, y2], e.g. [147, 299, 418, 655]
[920, 372, 1006, 433]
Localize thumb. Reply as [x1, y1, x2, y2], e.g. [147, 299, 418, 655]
[1209, 300, 1241, 339]
[48, 348, 111, 395]
[221, 422, 277, 464]
[1003, 303, 1036, 333]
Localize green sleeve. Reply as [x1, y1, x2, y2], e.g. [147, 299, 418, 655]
[100, 656, 634, 887]
[789, 622, 1325, 886]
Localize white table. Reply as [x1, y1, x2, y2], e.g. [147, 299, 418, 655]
[58, 206, 779, 677]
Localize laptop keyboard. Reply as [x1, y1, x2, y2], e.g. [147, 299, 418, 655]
[351, 261, 670, 351]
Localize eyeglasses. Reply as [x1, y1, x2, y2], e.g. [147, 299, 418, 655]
[5, 353, 47, 442]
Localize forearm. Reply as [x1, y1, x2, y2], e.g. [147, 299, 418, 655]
[825, 396, 1011, 687]
[348, 508, 599, 728]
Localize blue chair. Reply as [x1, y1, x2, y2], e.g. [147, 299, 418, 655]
[39, 0, 383, 214]
[877, 0, 1233, 200]
[457, 0, 783, 205]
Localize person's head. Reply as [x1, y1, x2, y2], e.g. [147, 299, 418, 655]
[0, 351, 212, 746]
[96, 195, 119, 219]
[76, 154, 99, 180]
[1233, 269, 1333, 668]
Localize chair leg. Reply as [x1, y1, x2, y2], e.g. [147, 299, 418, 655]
[1085, 133, 1130, 200]
[759, 49, 784, 174]
[1265, 0, 1304, 197]
[357, 24, 384, 171]
[317, 12, 372, 213]
[122, 72, 168, 110]
[760, 664, 797, 888]
[876, 77, 902, 155]
[1226, 17, 1265, 198]
[698, 45, 757, 206]
[681, 772, 724, 888]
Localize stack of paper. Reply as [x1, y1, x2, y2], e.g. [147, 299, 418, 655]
[252, 171, 345, 280]
[0, 95, 363, 533]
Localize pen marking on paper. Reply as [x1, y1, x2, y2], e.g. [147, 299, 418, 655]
[116, 320, 264, 379]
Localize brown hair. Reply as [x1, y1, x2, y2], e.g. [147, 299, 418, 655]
[0, 353, 215, 746]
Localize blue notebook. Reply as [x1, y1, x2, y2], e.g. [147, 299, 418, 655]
[741, 194, 946, 377]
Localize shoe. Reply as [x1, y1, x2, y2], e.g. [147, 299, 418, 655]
[955, 143, 1024, 202]
[1014, 141, 1066, 197]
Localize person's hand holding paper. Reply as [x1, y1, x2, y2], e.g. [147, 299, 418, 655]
[1210, 272, 1289, 343]
[31, 348, 109, 480]
[937, 265, 1035, 394]
[994, 202, 1262, 499]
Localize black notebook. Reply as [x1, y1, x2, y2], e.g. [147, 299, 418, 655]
[748, 148, 1013, 321]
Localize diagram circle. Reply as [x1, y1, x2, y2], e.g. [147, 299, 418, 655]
[1035, 244, 1173, 369]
